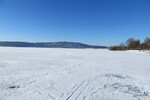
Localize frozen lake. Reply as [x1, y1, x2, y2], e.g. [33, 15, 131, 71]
[0, 47, 150, 100]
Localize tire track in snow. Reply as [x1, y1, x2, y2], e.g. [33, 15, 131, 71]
[74, 75, 101, 100]
[65, 75, 102, 100]
[65, 77, 93, 100]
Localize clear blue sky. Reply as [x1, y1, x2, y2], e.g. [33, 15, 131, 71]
[0, 0, 150, 46]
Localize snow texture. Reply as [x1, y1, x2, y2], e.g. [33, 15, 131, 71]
[0, 47, 150, 100]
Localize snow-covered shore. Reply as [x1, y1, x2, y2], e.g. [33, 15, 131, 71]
[127, 50, 150, 55]
[0, 47, 150, 100]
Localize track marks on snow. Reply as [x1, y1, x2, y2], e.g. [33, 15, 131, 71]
[62, 74, 150, 100]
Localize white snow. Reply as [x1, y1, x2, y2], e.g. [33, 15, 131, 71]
[0, 47, 150, 100]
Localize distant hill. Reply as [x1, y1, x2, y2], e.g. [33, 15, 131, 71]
[0, 41, 107, 48]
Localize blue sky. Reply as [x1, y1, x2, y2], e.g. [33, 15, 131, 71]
[0, 0, 150, 46]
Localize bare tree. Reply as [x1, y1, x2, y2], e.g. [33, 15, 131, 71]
[144, 37, 150, 49]
[126, 38, 140, 50]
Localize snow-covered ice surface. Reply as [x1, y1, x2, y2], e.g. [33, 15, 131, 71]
[0, 47, 150, 100]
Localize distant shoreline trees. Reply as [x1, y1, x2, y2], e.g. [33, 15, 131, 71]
[109, 37, 150, 51]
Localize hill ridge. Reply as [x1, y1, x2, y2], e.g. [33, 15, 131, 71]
[0, 41, 107, 48]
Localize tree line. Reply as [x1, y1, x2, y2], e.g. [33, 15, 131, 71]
[109, 37, 150, 51]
